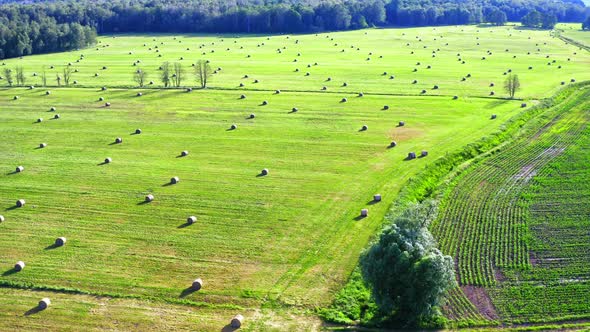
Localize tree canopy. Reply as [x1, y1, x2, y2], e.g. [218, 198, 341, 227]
[360, 200, 456, 326]
[0, 0, 586, 59]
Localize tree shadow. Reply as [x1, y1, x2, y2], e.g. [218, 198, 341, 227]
[2, 268, 18, 276]
[24, 306, 44, 316]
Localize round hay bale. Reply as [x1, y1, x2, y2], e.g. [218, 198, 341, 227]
[421, 151, 428, 157]
[145, 194, 154, 202]
[240, 94, 246, 99]
[231, 315, 244, 329]
[398, 121, 405, 127]
[407, 152, 416, 159]
[102, 87, 107, 91]
[0, 215, 4, 223]
[389, 75, 395, 79]
[571, 78, 576, 83]
[171, 176, 180, 184]
[46, 91, 51, 95]
[14, 261, 25, 271]
[55, 237, 66, 246]
[16, 199, 25, 207]
[261, 168, 269, 176]
[181, 150, 189, 157]
[261, 101, 268, 105]
[13, 96, 19, 100]
[490, 91, 495, 96]
[361, 125, 368, 131]
[115, 137, 122, 144]
[521, 103, 527, 108]
[491, 114, 497, 119]
[16, 166, 24, 173]
[137, 92, 142, 97]
[37, 118, 43, 123]
[291, 107, 298, 113]
[99, 97, 105, 101]
[360, 209, 368, 217]
[239, 83, 245, 87]
[95, 73, 99, 77]
[433, 85, 439, 90]
[230, 124, 237, 130]
[421, 90, 427, 94]
[412, 80, 418, 84]
[192, 278, 203, 290]
[341, 98, 347, 103]
[342, 82, 348, 87]
[29, 86, 35, 90]
[105, 102, 111, 107]
[135, 129, 142, 134]
[102, 66, 107, 70]
[322, 86, 327, 91]
[186, 88, 192, 92]
[53, 114, 60, 119]
[453, 96, 459, 100]
[327, 77, 332, 81]
[249, 113, 255, 119]
[305, 72, 310, 76]
[104, 157, 112, 164]
[38, 298, 51, 310]
[254, 79, 259, 83]
[490, 83, 495, 87]
[187, 216, 197, 224]
[275, 90, 280, 94]
[561, 81, 566, 85]
[50, 107, 56, 112]
[383, 105, 389, 110]
[39, 143, 47, 148]
[390, 141, 397, 148]
[374, 194, 382, 202]
[358, 92, 364, 97]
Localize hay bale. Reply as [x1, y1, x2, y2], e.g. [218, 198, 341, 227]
[105, 102, 111, 107]
[46, 91, 51, 95]
[181, 150, 189, 157]
[571, 78, 576, 83]
[115, 137, 122, 144]
[55, 237, 66, 246]
[491, 114, 497, 119]
[390, 141, 397, 148]
[322, 86, 327, 91]
[15, 165, 24, 173]
[239, 83, 245, 87]
[254, 79, 259, 83]
[99, 97, 104, 101]
[407, 152, 416, 159]
[104, 157, 112, 164]
[291, 107, 298, 113]
[261, 101, 268, 105]
[249, 113, 255, 119]
[37, 118, 43, 123]
[341, 98, 347, 103]
[398, 121, 405, 127]
[342, 82, 348, 87]
[0, 215, 4, 223]
[421, 151, 428, 157]
[50, 107, 56, 112]
[187, 216, 197, 224]
[490, 83, 495, 87]
[521, 103, 527, 108]
[186, 88, 192, 92]
[261, 168, 269, 176]
[231, 315, 244, 329]
[14, 261, 25, 271]
[145, 194, 154, 202]
[135, 129, 142, 134]
[102, 87, 107, 91]
[383, 105, 389, 110]
[240, 94, 246, 99]
[275, 90, 280, 94]
[361, 209, 368, 217]
[389, 75, 395, 79]
[361, 125, 368, 131]
[192, 278, 203, 290]
[53, 114, 60, 119]
[137, 92, 142, 97]
[358, 92, 364, 97]
[170, 176, 180, 184]
[374, 194, 382, 202]
[490, 91, 495, 96]
[16, 199, 25, 207]
[39, 143, 47, 148]
[13, 96, 19, 100]
[412, 80, 417, 84]
[38, 298, 51, 310]
[453, 95, 459, 100]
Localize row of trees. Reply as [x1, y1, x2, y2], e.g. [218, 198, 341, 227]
[522, 10, 558, 29]
[0, 0, 587, 59]
[1, 66, 74, 87]
[135, 61, 212, 88]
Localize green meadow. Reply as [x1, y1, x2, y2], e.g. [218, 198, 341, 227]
[0, 24, 588, 330]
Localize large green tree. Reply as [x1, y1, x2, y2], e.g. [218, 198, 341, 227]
[360, 201, 456, 326]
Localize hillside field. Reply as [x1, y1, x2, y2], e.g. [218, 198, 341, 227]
[0, 24, 589, 330]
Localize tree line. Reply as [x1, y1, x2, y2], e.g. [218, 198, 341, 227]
[0, 0, 587, 59]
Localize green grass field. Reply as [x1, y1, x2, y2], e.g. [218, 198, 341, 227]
[0, 24, 589, 330]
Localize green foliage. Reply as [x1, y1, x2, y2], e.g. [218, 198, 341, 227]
[504, 74, 521, 99]
[486, 9, 507, 26]
[522, 10, 558, 29]
[360, 200, 456, 326]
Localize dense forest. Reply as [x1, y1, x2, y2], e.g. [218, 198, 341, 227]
[0, 0, 588, 59]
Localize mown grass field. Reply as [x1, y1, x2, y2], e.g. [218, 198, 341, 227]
[0, 24, 589, 330]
